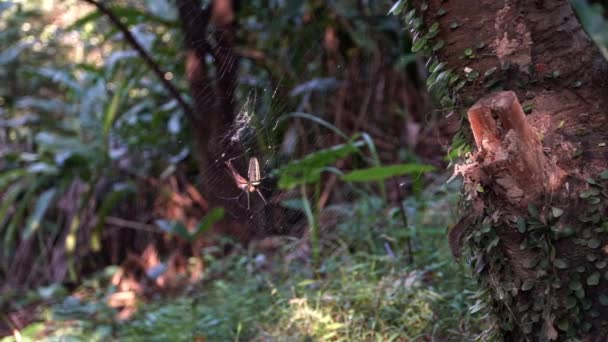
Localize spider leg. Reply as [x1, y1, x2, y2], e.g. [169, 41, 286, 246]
[255, 188, 267, 204]
[217, 191, 245, 202]
[246, 190, 251, 210]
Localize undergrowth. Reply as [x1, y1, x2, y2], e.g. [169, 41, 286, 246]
[2, 179, 490, 341]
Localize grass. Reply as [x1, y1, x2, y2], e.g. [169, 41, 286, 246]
[1, 178, 490, 341]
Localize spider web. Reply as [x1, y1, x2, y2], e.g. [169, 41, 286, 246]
[186, 16, 408, 264]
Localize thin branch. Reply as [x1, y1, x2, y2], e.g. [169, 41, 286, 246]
[393, 178, 413, 264]
[80, 0, 196, 123]
[105, 216, 163, 234]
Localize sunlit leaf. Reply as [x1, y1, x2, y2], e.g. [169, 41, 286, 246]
[190, 207, 225, 241]
[342, 163, 435, 182]
[23, 188, 57, 240]
[275, 141, 362, 190]
[388, 0, 407, 15]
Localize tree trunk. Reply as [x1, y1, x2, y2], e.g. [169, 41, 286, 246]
[398, 0, 608, 339]
[176, 0, 266, 239]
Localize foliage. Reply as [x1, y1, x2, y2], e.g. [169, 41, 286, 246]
[0, 0, 192, 285]
[572, 0, 608, 61]
[4, 179, 490, 341]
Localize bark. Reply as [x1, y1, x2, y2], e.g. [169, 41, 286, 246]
[403, 0, 608, 340]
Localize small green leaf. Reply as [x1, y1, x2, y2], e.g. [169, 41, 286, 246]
[450, 22, 459, 29]
[464, 48, 473, 56]
[432, 40, 445, 51]
[521, 279, 534, 291]
[557, 317, 569, 331]
[405, 9, 417, 23]
[564, 296, 577, 310]
[430, 61, 446, 73]
[454, 80, 466, 92]
[412, 38, 427, 52]
[155, 220, 191, 241]
[587, 177, 598, 185]
[588, 239, 601, 249]
[388, 0, 406, 15]
[437, 8, 447, 16]
[600, 170, 608, 179]
[554, 259, 568, 269]
[587, 272, 601, 286]
[484, 67, 497, 77]
[527, 203, 539, 218]
[551, 207, 564, 218]
[467, 70, 479, 79]
[580, 189, 600, 198]
[191, 207, 225, 241]
[516, 217, 526, 233]
[569, 280, 583, 291]
[600, 294, 608, 306]
[23, 188, 57, 240]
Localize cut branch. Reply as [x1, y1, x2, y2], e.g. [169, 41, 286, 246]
[466, 91, 564, 205]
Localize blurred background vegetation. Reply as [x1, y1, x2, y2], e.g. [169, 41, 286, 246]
[0, 0, 604, 340]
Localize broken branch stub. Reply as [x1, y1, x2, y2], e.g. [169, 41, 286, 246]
[449, 91, 567, 258]
[466, 91, 562, 206]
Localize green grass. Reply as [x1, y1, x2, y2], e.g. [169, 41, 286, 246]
[2, 179, 490, 341]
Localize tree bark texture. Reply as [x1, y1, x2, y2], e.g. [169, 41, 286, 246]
[400, 0, 608, 340]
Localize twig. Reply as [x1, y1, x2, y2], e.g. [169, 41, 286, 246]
[105, 216, 163, 234]
[80, 0, 196, 123]
[393, 178, 413, 264]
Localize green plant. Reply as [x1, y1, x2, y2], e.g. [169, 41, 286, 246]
[0, 0, 192, 286]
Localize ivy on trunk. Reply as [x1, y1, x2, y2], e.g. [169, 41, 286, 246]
[394, 0, 608, 339]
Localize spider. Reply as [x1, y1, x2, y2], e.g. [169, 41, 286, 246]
[224, 157, 267, 209]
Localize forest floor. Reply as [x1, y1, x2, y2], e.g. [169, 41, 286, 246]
[1, 178, 490, 342]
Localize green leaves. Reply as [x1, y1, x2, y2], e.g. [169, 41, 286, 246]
[516, 217, 527, 233]
[553, 259, 569, 269]
[388, 0, 407, 15]
[587, 272, 601, 286]
[521, 279, 534, 291]
[103, 76, 127, 135]
[551, 207, 564, 218]
[275, 142, 360, 190]
[341, 163, 435, 183]
[68, 4, 177, 31]
[156, 207, 224, 242]
[22, 188, 57, 240]
[572, 0, 608, 61]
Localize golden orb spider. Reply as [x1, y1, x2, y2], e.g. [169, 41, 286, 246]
[225, 157, 267, 209]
